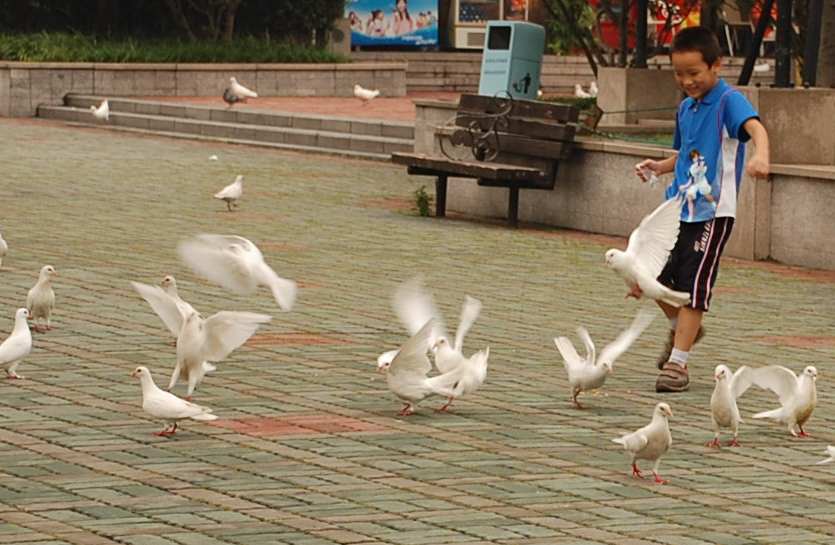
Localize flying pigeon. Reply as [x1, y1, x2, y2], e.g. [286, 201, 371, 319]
[0, 231, 7, 268]
[613, 402, 673, 484]
[26, 265, 56, 332]
[749, 365, 818, 437]
[605, 197, 691, 307]
[132, 366, 218, 436]
[707, 364, 753, 447]
[131, 278, 196, 342]
[816, 446, 835, 465]
[223, 77, 258, 107]
[589, 80, 599, 98]
[354, 84, 380, 103]
[0, 308, 32, 379]
[574, 83, 592, 98]
[554, 309, 655, 408]
[378, 319, 459, 416]
[178, 234, 297, 312]
[214, 175, 243, 212]
[90, 99, 109, 121]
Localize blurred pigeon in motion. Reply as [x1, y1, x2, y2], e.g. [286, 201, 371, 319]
[613, 402, 674, 484]
[354, 84, 380, 103]
[90, 99, 109, 121]
[749, 365, 818, 437]
[433, 346, 489, 413]
[554, 309, 655, 408]
[0, 231, 6, 268]
[0, 308, 32, 379]
[26, 265, 56, 332]
[223, 77, 258, 107]
[574, 83, 592, 98]
[817, 446, 835, 465]
[605, 197, 691, 307]
[378, 320, 460, 416]
[131, 366, 218, 436]
[214, 175, 243, 212]
[209, 154, 219, 161]
[589, 80, 599, 97]
[178, 234, 297, 312]
[707, 364, 753, 447]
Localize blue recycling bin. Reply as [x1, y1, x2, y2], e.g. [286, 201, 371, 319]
[478, 21, 545, 100]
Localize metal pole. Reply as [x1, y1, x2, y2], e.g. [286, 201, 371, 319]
[634, 0, 648, 68]
[738, 0, 775, 86]
[619, 0, 629, 67]
[802, 0, 825, 86]
[774, 0, 793, 87]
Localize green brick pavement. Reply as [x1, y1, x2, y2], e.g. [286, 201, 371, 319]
[0, 118, 833, 544]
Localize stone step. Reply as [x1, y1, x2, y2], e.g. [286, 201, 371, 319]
[38, 105, 412, 161]
[64, 94, 415, 140]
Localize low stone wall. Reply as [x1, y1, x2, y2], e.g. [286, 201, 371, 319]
[0, 61, 407, 117]
[413, 99, 835, 271]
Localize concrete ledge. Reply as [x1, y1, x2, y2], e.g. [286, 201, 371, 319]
[0, 61, 408, 117]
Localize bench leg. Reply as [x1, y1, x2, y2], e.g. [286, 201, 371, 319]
[435, 175, 447, 217]
[507, 186, 519, 227]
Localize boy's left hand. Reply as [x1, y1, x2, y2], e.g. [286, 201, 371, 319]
[745, 154, 770, 178]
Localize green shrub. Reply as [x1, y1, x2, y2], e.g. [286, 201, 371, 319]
[413, 186, 432, 217]
[0, 32, 348, 63]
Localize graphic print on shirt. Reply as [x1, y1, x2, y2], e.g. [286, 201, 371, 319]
[680, 149, 716, 221]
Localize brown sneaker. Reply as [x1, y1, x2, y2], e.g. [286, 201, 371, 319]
[656, 326, 706, 370]
[656, 362, 690, 392]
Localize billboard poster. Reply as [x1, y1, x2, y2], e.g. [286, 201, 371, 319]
[345, 0, 439, 47]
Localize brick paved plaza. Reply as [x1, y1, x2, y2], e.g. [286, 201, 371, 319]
[0, 119, 833, 545]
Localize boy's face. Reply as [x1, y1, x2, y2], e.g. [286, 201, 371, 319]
[671, 50, 721, 100]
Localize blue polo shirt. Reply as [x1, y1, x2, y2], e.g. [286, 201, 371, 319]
[667, 78, 759, 222]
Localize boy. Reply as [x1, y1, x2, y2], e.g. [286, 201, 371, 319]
[635, 27, 770, 392]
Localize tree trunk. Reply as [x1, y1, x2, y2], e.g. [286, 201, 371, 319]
[163, 0, 197, 41]
[818, 0, 835, 86]
[222, 0, 242, 42]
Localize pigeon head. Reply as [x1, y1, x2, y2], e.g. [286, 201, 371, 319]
[89, 105, 97, 112]
[40, 265, 57, 280]
[803, 366, 818, 380]
[654, 402, 673, 418]
[432, 337, 450, 353]
[15, 308, 29, 320]
[604, 249, 625, 269]
[161, 275, 177, 292]
[131, 366, 150, 379]
[714, 364, 731, 382]
[376, 353, 393, 372]
[230, 77, 238, 84]
[353, 84, 361, 92]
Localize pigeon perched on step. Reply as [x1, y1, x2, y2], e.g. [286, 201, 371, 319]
[0, 309, 32, 379]
[574, 83, 592, 98]
[223, 77, 258, 107]
[132, 366, 218, 436]
[707, 364, 754, 447]
[178, 234, 297, 312]
[554, 309, 655, 408]
[26, 265, 56, 332]
[589, 80, 599, 98]
[214, 175, 243, 212]
[613, 402, 673, 484]
[749, 365, 818, 437]
[90, 99, 109, 121]
[605, 197, 691, 307]
[354, 84, 380, 103]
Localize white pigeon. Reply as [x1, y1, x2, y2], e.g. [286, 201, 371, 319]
[574, 83, 592, 98]
[178, 234, 297, 312]
[354, 84, 380, 103]
[131, 278, 197, 342]
[223, 77, 258, 107]
[0, 231, 7, 268]
[209, 154, 219, 161]
[0, 308, 32, 379]
[553, 309, 655, 408]
[214, 175, 243, 212]
[378, 319, 460, 416]
[536, 88, 543, 99]
[132, 366, 218, 436]
[605, 197, 691, 307]
[753, 62, 771, 73]
[816, 446, 835, 465]
[707, 364, 754, 448]
[613, 402, 674, 484]
[26, 265, 57, 332]
[434, 346, 490, 413]
[90, 99, 109, 121]
[589, 80, 599, 97]
[749, 365, 818, 437]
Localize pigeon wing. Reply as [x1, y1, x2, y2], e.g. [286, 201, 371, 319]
[393, 276, 446, 344]
[200, 311, 271, 362]
[131, 281, 185, 336]
[729, 365, 755, 399]
[453, 295, 482, 352]
[177, 235, 257, 293]
[597, 309, 655, 367]
[749, 365, 799, 405]
[553, 336, 585, 373]
[389, 319, 434, 378]
[625, 198, 682, 278]
[575, 326, 596, 366]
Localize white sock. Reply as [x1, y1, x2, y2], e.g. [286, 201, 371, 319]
[669, 317, 678, 330]
[669, 348, 689, 367]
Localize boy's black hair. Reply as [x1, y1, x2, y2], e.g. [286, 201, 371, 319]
[671, 27, 722, 66]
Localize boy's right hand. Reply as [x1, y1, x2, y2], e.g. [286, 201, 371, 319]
[634, 159, 661, 182]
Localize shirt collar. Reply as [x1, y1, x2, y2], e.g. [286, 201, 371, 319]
[695, 79, 727, 106]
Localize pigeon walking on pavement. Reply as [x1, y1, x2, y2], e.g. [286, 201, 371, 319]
[748, 365, 818, 437]
[26, 265, 57, 332]
[132, 366, 218, 436]
[0, 309, 32, 379]
[214, 175, 243, 212]
[613, 402, 674, 484]
[707, 364, 753, 447]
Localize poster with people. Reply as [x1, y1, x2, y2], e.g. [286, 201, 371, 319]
[346, 0, 439, 47]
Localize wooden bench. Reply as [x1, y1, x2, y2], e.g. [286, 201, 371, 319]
[391, 94, 580, 227]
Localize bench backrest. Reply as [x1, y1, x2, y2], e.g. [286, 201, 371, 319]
[448, 94, 579, 183]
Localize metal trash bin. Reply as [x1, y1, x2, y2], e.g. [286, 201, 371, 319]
[477, 20, 545, 100]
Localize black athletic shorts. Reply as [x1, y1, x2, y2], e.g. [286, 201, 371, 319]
[657, 217, 734, 312]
